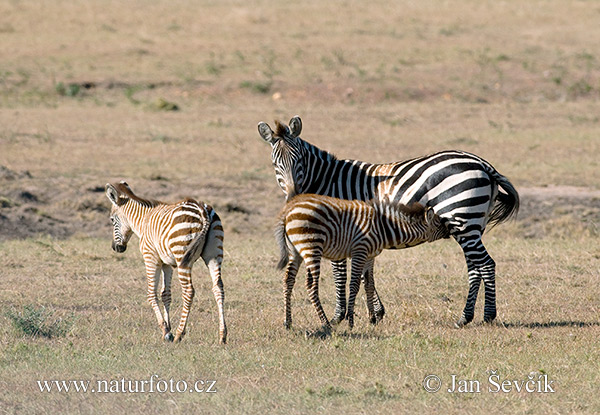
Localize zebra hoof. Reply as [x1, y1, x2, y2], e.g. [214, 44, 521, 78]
[369, 315, 378, 325]
[330, 312, 345, 326]
[375, 305, 385, 321]
[483, 314, 497, 324]
[347, 317, 355, 330]
[164, 333, 174, 342]
[284, 321, 291, 330]
[454, 317, 471, 328]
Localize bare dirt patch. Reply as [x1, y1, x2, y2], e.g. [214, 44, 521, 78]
[1, 165, 598, 242]
[515, 186, 600, 239]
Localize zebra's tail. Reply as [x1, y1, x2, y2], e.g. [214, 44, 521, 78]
[275, 214, 290, 270]
[488, 171, 520, 229]
[180, 205, 212, 269]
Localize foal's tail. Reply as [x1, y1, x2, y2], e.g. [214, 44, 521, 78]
[180, 204, 212, 269]
[275, 214, 290, 270]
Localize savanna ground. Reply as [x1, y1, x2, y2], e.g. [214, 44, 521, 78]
[1, 1, 599, 413]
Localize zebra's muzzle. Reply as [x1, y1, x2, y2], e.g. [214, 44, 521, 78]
[112, 241, 127, 253]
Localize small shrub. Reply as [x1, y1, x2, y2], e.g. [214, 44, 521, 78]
[55, 82, 80, 97]
[239, 80, 272, 94]
[152, 97, 179, 111]
[6, 305, 73, 339]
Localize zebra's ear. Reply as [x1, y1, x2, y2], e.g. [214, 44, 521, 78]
[425, 206, 436, 224]
[119, 181, 133, 193]
[258, 122, 276, 144]
[106, 183, 126, 207]
[289, 116, 302, 138]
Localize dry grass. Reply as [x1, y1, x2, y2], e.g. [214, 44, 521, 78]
[1, 1, 599, 414]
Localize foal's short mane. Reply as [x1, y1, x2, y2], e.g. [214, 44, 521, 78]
[115, 182, 159, 207]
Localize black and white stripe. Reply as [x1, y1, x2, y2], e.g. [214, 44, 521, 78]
[276, 194, 449, 330]
[259, 116, 519, 327]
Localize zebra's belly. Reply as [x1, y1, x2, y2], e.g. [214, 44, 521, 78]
[159, 251, 177, 267]
[322, 243, 353, 261]
[388, 240, 427, 250]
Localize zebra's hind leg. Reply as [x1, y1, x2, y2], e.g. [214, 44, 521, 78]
[283, 256, 301, 330]
[201, 222, 227, 344]
[455, 237, 497, 327]
[145, 261, 171, 341]
[160, 265, 174, 342]
[206, 258, 227, 344]
[173, 266, 195, 343]
[330, 259, 347, 325]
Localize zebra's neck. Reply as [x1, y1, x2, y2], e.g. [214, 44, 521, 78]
[371, 203, 421, 248]
[122, 199, 158, 236]
[301, 140, 376, 200]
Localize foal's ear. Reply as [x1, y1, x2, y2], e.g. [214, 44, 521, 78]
[119, 180, 132, 192]
[289, 115, 302, 138]
[257, 122, 276, 144]
[425, 206, 437, 224]
[105, 183, 127, 207]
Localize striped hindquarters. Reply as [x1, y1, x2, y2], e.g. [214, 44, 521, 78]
[147, 199, 211, 267]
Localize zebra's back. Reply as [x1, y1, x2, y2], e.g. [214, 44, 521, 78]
[140, 199, 211, 267]
[280, 194, 374, 262]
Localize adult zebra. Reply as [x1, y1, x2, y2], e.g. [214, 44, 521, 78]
[258, 116, 519, 327]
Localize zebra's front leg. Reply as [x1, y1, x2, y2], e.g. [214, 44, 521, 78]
[173, 265, 195, 342]
[283, 256, 301, 330]
[160, 265, 174, 342]
[363, 258, 377, 325]
[145, 261, 171, 341]
[330, 259, 347, 325]
[346, 251, 368, 330]
[362, 259, 384, 324]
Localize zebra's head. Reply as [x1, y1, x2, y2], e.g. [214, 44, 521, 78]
[105, 182, 134, 253]
[258, 116, 306, 202]
[422, 206, 450, 242]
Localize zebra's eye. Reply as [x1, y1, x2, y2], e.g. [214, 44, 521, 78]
[110, 216, 115, 225]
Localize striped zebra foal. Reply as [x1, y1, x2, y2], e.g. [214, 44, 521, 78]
[105, 181, 227, 344]
[259, 116, 519, 328]
[275, 194, 449, 330]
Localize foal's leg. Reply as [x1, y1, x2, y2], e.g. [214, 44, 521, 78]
[201, 224, 227, 344]
[160, 265, 174, 341]
[173, 265, 195, 342]
[346, 250, 368, 330]
[330, 259, 347, 325]
[283, 255, 302, 329]
[145, 260, 170, 340]
[363, 258, 377, 325]
[303, 250, 331, 330]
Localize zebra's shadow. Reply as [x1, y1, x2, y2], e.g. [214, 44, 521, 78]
[299, 327, 389, 341]
[499, 320, 600, 329]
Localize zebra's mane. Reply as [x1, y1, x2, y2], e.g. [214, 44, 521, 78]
[273, 120, 339, 162]
[274, 120, 290, 138]
[115, 182, 160, 208]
